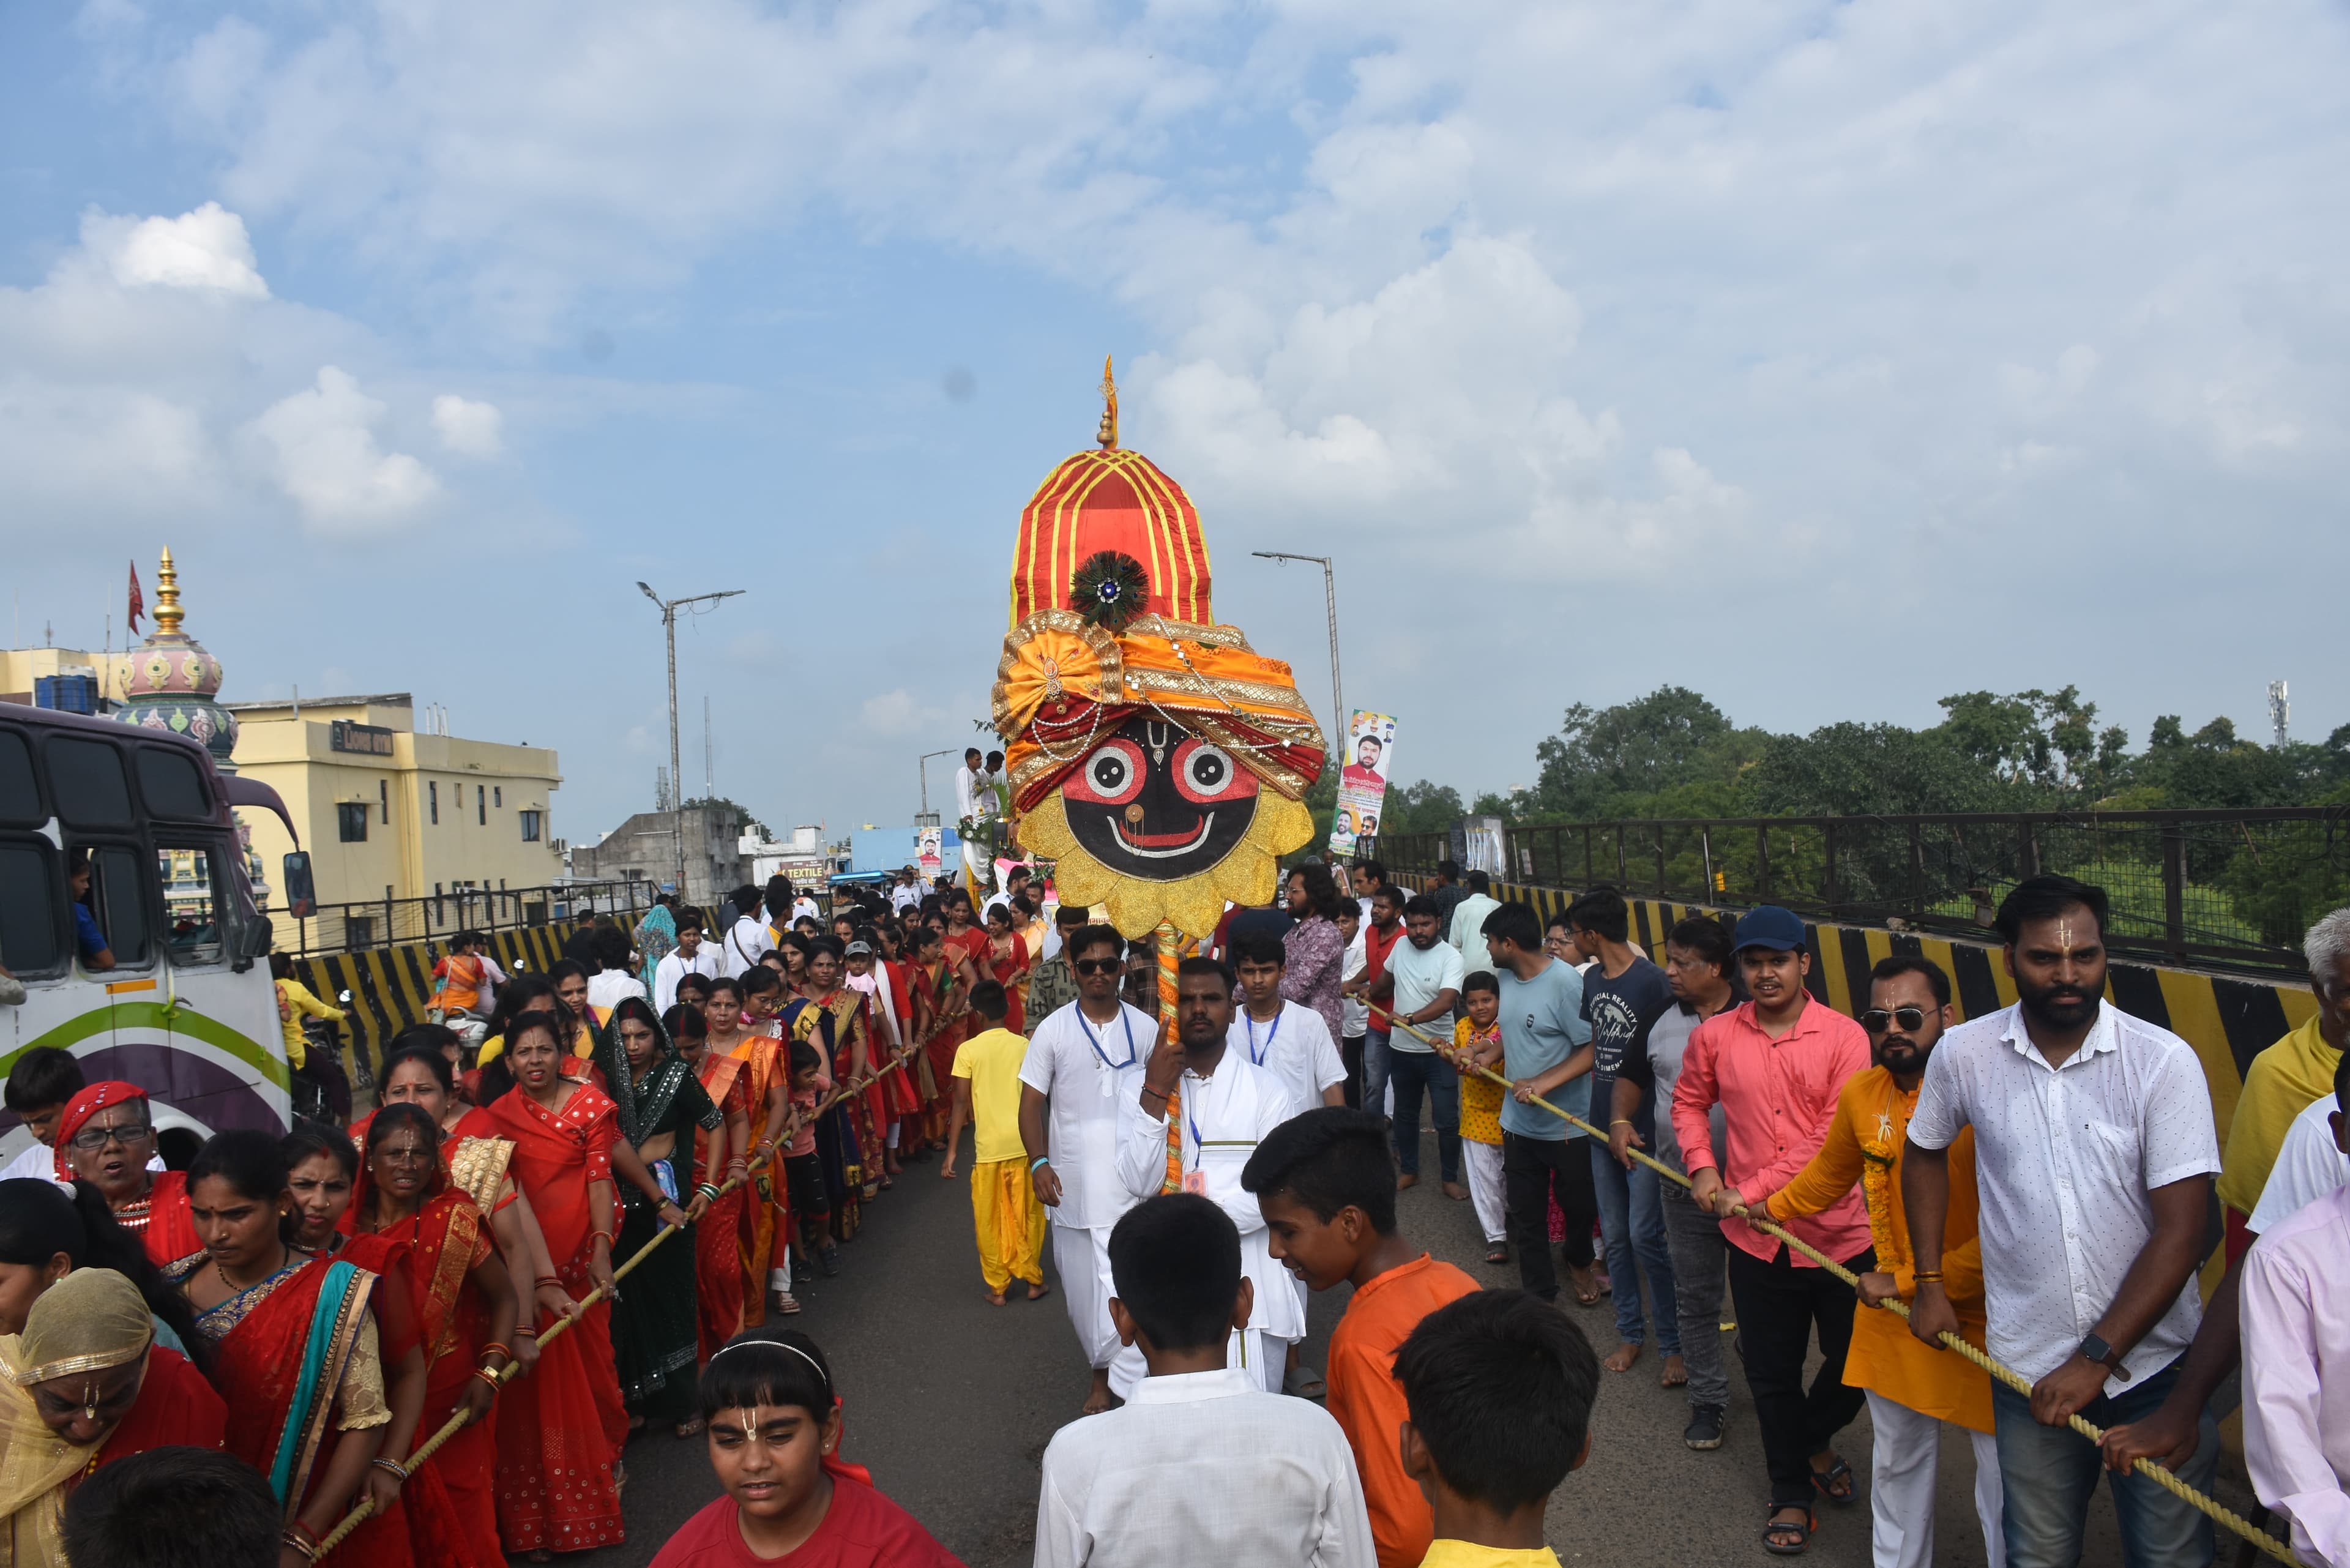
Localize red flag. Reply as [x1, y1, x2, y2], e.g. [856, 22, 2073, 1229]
[127, 562, 144, 635]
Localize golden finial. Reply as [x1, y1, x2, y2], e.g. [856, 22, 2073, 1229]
[154, 547, 184, 637]
[1097, 355, 1119, 450]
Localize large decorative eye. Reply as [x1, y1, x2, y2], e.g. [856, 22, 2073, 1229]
[1171, 740, 1258, 805]
[1064, 737, 1147, 806]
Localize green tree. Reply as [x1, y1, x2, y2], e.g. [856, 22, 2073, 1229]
[1532, 685, 1760, 818]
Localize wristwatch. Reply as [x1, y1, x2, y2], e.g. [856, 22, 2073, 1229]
[2078, 1332, 2131, 1381]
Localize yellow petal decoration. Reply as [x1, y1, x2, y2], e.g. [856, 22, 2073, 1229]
[1015, 790, 1315, 941]
[991, 610, 1124, 741]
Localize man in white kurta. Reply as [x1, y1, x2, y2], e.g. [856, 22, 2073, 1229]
[1111, 958, 1308, 1398]
[1226, 931, 1348, 1118]
[1019, 927, 1155, 1413]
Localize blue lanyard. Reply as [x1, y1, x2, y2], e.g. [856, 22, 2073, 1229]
[1077, 1006, 1138, 1070]
[1244, 1007, 1280, 1066]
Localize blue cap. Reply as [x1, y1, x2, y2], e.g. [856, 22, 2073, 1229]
[1731, 905, 1807, 953]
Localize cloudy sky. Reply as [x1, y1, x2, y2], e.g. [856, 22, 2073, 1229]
[6, 0, 2346, 844]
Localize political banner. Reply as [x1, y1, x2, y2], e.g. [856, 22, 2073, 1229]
[917, 826, 944, 882]
[1328, 709, 1398, 857]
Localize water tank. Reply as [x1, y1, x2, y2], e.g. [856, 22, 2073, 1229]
[34, 672, 99, 715]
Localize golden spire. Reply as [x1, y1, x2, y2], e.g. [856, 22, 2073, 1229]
[1097, 354, 1119, 450]
[154, 547, 184, 637]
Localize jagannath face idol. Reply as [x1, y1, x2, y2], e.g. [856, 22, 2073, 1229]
[1059, 715, 1261, 881]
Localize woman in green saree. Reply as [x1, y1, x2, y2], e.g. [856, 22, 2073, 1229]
[595, 996, 725, 1438]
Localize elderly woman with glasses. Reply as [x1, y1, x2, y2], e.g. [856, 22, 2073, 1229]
[55, 1083, 197, 1267]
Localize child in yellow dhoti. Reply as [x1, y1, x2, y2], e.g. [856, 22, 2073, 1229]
[942, 980, 1052, 1305]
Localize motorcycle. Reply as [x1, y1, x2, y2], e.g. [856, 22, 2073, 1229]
[293, 990, 359, 1127]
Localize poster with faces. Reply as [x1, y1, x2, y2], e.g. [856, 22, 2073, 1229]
[1329, 709, 1397, 856]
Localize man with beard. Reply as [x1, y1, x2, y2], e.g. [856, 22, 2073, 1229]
[1019, 925, 1156, 1414]
[1759, 956, 2002, 1568]
[1906, 875, 2220, 1568]
[1111, 958, 1305, 1397]
[1673, 905, 1872, 1556]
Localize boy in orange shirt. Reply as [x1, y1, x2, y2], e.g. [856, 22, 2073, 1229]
[1244, 1106, 1481, 1568]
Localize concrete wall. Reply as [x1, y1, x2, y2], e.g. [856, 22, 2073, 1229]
[571, 807, 748, 906]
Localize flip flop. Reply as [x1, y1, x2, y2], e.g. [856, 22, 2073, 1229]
[1763, 1507, 1815, 1555]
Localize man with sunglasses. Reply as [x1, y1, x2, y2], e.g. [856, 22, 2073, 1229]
[1018, 925, 1157, 1414]
[1756, 955, 2003, 1568]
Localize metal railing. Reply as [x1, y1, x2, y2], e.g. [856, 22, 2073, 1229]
[1382, 807, 2350, 976]
[274, 880, 662, 958]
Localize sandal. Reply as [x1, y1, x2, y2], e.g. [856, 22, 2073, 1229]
[1569, 1266, 1602, 1307]
[1763, 1506, 1815, 1555]
[1810, 1456, 1857, 1506]
[1282, 1364, 1328, 1401]
[1485, 1242, 1510, 1266]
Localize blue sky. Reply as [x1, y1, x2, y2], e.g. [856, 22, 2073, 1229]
[6, 0, 2348, 847]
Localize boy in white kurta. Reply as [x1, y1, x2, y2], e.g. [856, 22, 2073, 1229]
[1112, 956, 1307, 1397]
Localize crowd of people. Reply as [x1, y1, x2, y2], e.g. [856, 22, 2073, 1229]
[6, 860, 2346, 1568]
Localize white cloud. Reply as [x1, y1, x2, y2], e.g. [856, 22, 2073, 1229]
[431, 394, 503, 457]
[251, 367, 441, 527]
[856, 689, 947, 741]
[86, 202, 269, 298]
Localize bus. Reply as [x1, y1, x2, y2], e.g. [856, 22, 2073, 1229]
[0, 705, 312, 1168]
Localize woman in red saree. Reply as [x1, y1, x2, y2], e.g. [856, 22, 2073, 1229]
[665, 1002, 753, 1359]
[168, 1129, 419, 1567]
[980, 903, 1031, 1035]
[485, 1012, 685, 1558]
[714, 974, 791, 1326]
[908, 926, 974, 1153]
[54, 1082, 198, 1267]
[348, 1103, 520, 1567]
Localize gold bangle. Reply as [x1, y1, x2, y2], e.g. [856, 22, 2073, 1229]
[1912, 1271, 1945, 1284]
[1609, 1118, 1632, 1127]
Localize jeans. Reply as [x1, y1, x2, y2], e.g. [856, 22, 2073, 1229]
[1502, 1132, 1597, 1301]
[1724, 1241, 1872, 1509]
[1387, 1048, 1460, 1181]
[1340, 1034, 1366, 1109]
[1991, 1357, 2217, 1568]
[1591, 1143, 1680, 1354]
[1363, 1031, 1393, 1121]
[1658, 1183, 1730, 1408]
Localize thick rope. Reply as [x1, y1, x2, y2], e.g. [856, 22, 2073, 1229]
[1365, 1001, 2294, 1565]
[312, 1035, 925, 1556]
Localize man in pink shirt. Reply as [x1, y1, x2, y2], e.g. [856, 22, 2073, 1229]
[1671, 905, 1872, 1556]
[2240, 1056, 2350, 1568]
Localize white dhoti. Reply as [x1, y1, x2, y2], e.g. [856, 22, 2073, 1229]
[1053, 1222, 1122, 1370]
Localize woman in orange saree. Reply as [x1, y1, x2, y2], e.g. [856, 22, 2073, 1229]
[484, 1012, 685, 1557]
[347, 1104, 520, 1568]
[717, 973, 791, 1323]
[665, 1002, 753, 1359]
[908, 925, 973, 1152]
[168, 1130, 411, 1567]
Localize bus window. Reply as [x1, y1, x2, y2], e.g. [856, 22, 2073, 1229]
[84, 844, 154, 968]
[47, 739, 132, 829]
[0, 843, 65, 975]
[0, 733, 39, 824]
[157, 845, 225, 966]
[135, 746, 211, 821]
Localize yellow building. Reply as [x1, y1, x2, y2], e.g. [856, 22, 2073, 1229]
[0, 648, 131, 709]
[226, 693, 565, 910]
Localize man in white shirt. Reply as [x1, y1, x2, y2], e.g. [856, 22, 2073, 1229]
[585, 926, 647, 1011]
[1381, 895, 1467, 1200]
[2240, 1060, 2350, 1568]
[1446, 869, 1500, 982]
[1019, 925, 1156, 1415]
[1336, 904, 1369, 1108]
[1032, 1192, 1376, 1568]
[1226, 931, 1348, 1119]
[1112, 957, 1306, 1397]
[718, 885, 770, 979]
[890, 868, 922, 913]
[652, 914, 725, 1014]
[1906, 875, 2221, 1568]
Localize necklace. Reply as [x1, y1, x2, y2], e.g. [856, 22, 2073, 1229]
[113, 1196, 153, 1233]
[214, 1242, 291, 1297]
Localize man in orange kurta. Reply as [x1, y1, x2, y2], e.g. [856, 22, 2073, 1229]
[1761, 955, 2002, 1568]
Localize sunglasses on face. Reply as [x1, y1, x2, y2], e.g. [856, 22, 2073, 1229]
[1073, 958, 1122, 976]
[1859, 1007, 1929, 1034]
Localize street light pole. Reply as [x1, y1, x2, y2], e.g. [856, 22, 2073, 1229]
[638, 582, 744, 899]
[917, 749, 957, 820]
[1251, 551, 1345, 755]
